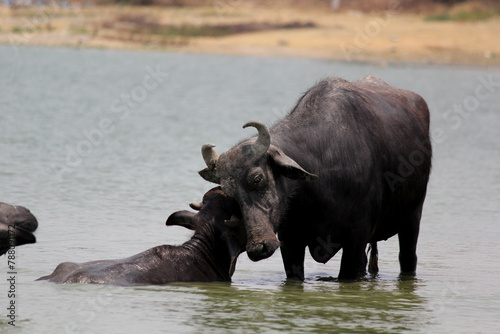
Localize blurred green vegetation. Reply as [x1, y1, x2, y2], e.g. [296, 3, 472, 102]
[425, 1, 500, 21]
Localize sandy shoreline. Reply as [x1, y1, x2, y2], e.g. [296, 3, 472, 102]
[1, 4, 499, 68]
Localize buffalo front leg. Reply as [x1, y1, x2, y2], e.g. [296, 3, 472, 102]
[279, 232, 306, 280]
[338, 243, 369, 280]
[338, 228, 370, 280]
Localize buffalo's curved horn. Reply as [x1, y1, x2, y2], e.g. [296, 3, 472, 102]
[243, 121, 271, 160]
[189, 202, 202, 211]
[202, 143, 219, 170]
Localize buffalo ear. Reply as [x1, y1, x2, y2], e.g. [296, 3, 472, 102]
[166, 211, 197, 230]
[198, 168, 221, 184]
[269, 148, 318, 182]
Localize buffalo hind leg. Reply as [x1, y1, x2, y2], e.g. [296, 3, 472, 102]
[368, 242, 379, 275]
[398, 202, 423, 275]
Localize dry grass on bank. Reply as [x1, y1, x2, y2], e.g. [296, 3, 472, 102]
[0, 1, 499, 66]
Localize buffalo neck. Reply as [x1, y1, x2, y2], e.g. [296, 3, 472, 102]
[181, 224, 232, 281]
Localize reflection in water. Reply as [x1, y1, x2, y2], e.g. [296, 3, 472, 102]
[182, 277, 429, 333]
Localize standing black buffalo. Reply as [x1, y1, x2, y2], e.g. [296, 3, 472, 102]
[0, 202, 38, 255]
[37, 187, 245, 285]
[199, 75, 432, 280]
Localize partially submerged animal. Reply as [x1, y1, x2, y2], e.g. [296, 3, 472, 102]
[0, 202, 38, 255]
[37, 187, 245, 285]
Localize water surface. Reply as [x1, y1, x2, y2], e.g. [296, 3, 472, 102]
[1, 45, 499, 333]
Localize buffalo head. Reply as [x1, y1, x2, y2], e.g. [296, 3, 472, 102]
[166, 187, 245, 277]
[199, 121, 317, 261]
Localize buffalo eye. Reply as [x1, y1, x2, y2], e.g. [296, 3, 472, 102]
[246, 170, 267, 190]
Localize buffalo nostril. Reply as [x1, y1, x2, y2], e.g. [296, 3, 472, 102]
[262, 240, 279, 255]
[248, 243, 264, 257]
[247, 240, 280, 261]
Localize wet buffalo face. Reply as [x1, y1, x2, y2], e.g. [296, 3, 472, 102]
[199, 122, 317, 261]
[167, 186, 247, 276]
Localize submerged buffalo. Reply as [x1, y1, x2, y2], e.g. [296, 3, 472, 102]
[199, 75, 432, 280]
[0, 202, 38, 255]
[37, 187, 245, 285]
